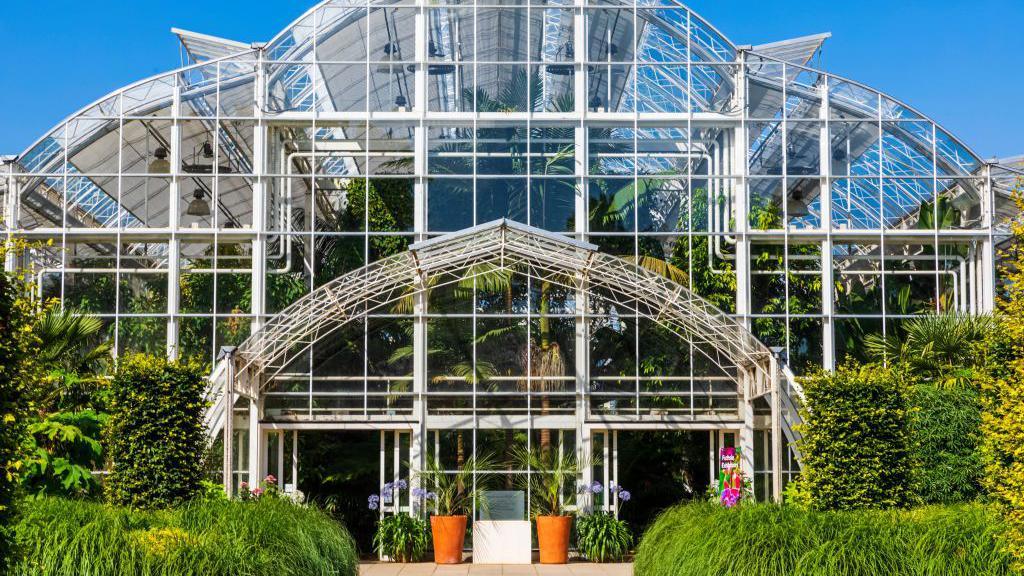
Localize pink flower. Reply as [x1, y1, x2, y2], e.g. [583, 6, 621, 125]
[252, 488, 264, 497]
[240, 482, 249, 490]
[265, 475, 278, 485]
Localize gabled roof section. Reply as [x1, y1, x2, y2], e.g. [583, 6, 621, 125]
[173, 28, 250, 64]
[752, 32, 831, 67]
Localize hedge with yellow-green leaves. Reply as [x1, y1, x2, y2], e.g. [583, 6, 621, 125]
[106, 354, 208, 509]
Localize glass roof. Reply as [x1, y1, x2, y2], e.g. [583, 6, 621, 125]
[10, 0, 997, 234]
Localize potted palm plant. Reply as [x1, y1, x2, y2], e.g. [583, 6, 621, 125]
[514, 444, 579, 564]
[416, 454, 493, 564]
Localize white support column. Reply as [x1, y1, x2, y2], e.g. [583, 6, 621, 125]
[573, 4, 589, 483]
[3, 165, 18, 272]
[276, 430, 285, 487]
[168, 76, 183, 358]
[769, 357, 782, 501]
[166, 239, 181, 359]
[819, 77, 835, 369]
[247, 397, 263, 485]
[733, 51, 751, 330]
[250, 51, 268, 337]
[222, 351, 235, 496]
[411, 1, 429, 486]
[291, 429, 299, 491]
[411, 272, 428, 491]
[739, 368, 755, 487]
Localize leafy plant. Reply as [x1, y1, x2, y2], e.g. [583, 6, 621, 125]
[13, 496, 359, 576]
[416, 454, 494, 517]
[33, 307, 112, 412]
[634, 503, 1011, 576]
[865, 313, 994, 389]
[0, 270, 39, 570]
[513, 444, 579, 517]
[911, 384, 983, 504]
[796, 362, 914, 511]
[106, 354, 208, 509]
[372, 513, 429, 562]
[576, 511, 633, 563]
[21, 410, 107, 499]
[982, 185, 1024, 569]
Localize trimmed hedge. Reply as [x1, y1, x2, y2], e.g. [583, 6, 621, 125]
[107, 354, 208, 509]
[13, 497, 359, 576]
[797, 363, 913, 510]
[635, 503, 1011, 576]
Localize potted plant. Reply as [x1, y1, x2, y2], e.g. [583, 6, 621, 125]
[369, 479, 430, 562]
[416, 455, 494, 564]
[372, 512, 429, 562]
[576, 481, 633, 562]
[514, 444, 579, 564]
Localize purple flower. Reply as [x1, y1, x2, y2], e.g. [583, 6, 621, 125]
[590, 481, 603, 494]
[426, 492, 437, 501]
[383, 482, 394, 492]
[368, 494, 381, 510]
[721, 488, 740, 508]
[396, 479, 408, 490]
[412, 487, 428, 499]
[618, 490, 631, 502]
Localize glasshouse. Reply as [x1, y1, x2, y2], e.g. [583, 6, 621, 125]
[2, 0, 1022, 538]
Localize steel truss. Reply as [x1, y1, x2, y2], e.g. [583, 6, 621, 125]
[208, 219, 799, 500]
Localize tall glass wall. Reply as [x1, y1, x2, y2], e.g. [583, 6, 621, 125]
[2, 0, 999, 427]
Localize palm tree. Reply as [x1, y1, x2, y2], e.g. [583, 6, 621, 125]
[864, 313, 994, 388]
[33, 308, 112, 412]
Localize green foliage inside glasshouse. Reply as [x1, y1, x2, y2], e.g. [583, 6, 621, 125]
[634, 503, 1012, 576]
[12, 496, 358, 576]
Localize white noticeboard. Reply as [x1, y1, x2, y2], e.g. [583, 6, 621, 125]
[472, 520, 532, 564]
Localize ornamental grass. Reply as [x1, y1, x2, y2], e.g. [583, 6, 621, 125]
[634, 502, 1011, 576]
[13, 496, 358, 576]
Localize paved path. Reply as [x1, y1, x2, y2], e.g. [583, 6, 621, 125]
[359, 562, 633, 575]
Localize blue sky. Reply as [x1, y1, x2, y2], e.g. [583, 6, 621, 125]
[1, 0, 1020, 159]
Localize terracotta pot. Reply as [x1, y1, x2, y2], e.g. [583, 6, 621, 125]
[430, 515, 467, 564]
[536, 515, 572, 564]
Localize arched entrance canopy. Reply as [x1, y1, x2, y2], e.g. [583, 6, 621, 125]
[229, 219, 775, 399]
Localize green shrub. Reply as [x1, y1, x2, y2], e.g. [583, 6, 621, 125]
[984, 188, 1024, 570]
[797, 362, 913, 510]
[373, 513, 429, 562]
[634, 503, 1011, 576]
[13, 496, 358, 576]
[22, 410, 107, 499]
[911, 384, 983, 504]
[576, 511, 633, 562]
[106, 354, 208, 509]
[0, 271, 38, 569]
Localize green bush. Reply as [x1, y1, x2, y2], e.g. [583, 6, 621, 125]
[373, 513, 429, 562]
[797, 362, 913, 510]
[0, 271, 38, 569]
[911, 384, 983, 504]
[13, 496, 359, 576]
[107, 354, 208, 509]
[634, 503, 1011, 576]
[576, 511, 633, 562]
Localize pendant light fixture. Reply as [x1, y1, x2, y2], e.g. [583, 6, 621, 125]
[148, 146, 170, 174]
[186, 188, 212, 217]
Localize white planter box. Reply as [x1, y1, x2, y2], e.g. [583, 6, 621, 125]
[472, 520, 532, 564]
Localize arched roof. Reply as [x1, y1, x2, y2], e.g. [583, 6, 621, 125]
[10, 0, 1000, 233]
[230, 219, 774, 398]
